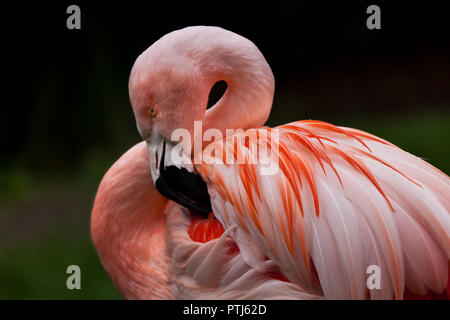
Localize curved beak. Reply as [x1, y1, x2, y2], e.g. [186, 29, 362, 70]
[146, 136, 212, 216]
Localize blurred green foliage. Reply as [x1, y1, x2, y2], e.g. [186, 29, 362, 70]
[0, 150, 122, 299]
[0, 235, 120, 299]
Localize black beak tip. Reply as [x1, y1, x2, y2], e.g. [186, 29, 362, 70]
[155, 142, 212, 217]
[155, 174, 212, 217]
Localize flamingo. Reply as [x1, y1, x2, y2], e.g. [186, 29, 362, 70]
[91, 26, 450, 299]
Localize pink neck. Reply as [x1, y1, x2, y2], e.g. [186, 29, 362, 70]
[91, 142, 171, 299]
[197, 28, 275, 134]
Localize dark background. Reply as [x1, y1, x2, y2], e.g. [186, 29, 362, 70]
[1, 1, 449, 298]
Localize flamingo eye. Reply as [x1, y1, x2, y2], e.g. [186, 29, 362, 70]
[148, 106, 157, 118]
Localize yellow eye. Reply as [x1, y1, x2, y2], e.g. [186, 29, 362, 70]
[148, 106, 157, 118]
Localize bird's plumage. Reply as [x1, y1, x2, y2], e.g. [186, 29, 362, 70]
[91, 26, 449, 300]
[194, 120, 449, 299]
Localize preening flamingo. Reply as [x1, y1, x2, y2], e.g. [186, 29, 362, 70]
[91, 26, 450, 299]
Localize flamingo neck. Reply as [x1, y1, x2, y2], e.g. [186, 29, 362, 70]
[91, 142, 172, 299]
[197, 28, 275, 135]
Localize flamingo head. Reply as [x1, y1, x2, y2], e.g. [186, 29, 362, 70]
[128, 26, 275, 215]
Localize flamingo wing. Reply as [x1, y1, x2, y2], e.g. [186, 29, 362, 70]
[194, 120, 450, 299]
